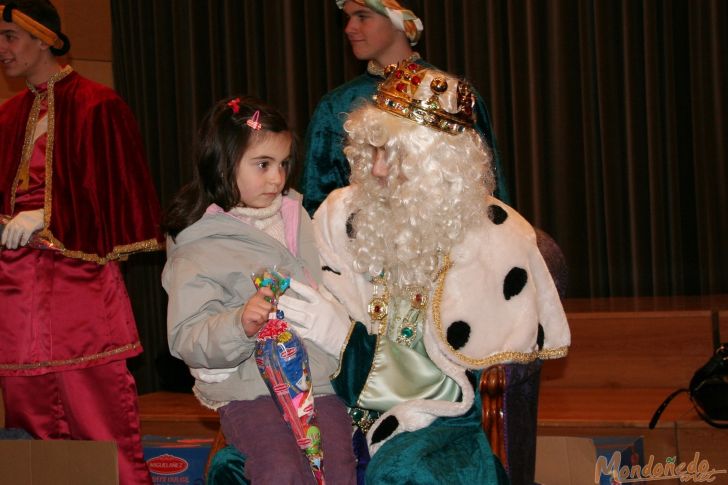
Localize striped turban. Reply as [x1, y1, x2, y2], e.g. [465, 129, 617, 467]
[336, 0, 423, 46]
[0, 2, 70, 55]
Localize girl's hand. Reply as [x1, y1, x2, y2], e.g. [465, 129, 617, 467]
[241, 287, 274, 337]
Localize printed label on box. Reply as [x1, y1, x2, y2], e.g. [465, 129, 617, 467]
[143, 435, 213, 485]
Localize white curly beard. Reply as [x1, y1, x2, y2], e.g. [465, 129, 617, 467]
[344, 106, 494, 293]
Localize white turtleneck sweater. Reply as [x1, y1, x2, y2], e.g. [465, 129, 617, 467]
[229, 194, 287, 248]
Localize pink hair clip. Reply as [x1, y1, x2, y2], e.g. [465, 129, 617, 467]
[246, 110, 262, 130]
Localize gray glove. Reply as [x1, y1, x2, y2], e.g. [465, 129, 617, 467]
[278, 279, 351, 357]
[1, 209, 44, 249]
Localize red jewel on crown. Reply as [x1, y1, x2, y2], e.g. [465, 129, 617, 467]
[375, 60, 476, 134]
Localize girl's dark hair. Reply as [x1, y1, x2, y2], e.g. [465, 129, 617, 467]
[163, 95, 296, 238]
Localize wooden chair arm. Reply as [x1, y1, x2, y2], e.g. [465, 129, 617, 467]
[480, 365, 507, 468]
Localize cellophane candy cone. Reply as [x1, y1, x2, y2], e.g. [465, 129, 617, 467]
[252, 268, 325, 484]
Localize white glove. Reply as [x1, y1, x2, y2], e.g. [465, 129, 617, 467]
[189, 366, 238, 383]
[1, 209, 44, 249]
[278, 279, 351, 356]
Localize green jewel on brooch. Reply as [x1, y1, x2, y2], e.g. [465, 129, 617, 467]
[396, 322, 417, 346]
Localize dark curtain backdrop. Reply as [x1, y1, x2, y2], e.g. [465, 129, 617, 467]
[110, 0, 727, 393]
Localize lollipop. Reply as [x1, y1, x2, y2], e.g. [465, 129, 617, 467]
[252, 267, 325, 484]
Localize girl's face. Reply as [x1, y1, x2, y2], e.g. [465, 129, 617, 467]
[236, 131, 292, 208]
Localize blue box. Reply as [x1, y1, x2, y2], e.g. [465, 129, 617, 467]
[593, 436, 644, 485]
[143, 435, 214, 484]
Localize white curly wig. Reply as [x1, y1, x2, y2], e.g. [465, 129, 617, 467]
[344, 105, 495, 291]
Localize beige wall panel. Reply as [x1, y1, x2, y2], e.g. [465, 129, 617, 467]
[71, 59, 114, 89]
[60, 0, 112, 62]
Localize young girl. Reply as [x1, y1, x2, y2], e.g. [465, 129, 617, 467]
[162, 96, 356, 484]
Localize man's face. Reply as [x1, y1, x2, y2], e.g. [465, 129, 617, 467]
[371, 147, 389, 182]
[343, 1, 401, 64]
[0, 20, 47, 82]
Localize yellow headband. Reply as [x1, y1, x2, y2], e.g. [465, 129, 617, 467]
[0, 4, 64, 50]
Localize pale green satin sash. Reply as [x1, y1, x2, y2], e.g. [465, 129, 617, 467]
[357, 296, 461, 412]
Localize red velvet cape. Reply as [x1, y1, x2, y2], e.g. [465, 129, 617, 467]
[0, 70, 163, 262]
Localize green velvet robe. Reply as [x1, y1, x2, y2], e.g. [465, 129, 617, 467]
[332, 323, 509, 485]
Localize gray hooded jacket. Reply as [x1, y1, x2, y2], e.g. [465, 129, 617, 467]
[162, 194, 337, 409]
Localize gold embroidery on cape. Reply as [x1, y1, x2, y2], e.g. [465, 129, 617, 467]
[432, 256, 569, 366]
[39, 65, 73, 241]
[0, 342, 141, 371]
[329, 318, 357, 380]
[8, 65, 164, 263]
[14, 92, 45, 192]
[9, 66, 72, 223]
[44, 234, 164, 264]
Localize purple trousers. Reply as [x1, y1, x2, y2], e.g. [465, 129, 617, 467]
[219, 394, 357, 484]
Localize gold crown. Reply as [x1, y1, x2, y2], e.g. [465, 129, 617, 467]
[373, 61, 476, 135]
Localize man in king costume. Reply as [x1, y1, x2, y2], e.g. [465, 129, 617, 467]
[312, 61, 570, 483]
[0, 1, 163, 483]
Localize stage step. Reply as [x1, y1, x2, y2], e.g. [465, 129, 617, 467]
[539, 295, 728, 480]
[138, 391, 218, 438]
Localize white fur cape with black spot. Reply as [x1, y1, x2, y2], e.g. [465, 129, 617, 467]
[313, 186, 570, 455]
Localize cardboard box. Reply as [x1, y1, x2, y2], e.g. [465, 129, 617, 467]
[0, 439, 118, 485]
[143, 435, 214, 485]
[536, 435, 644, 485]
[593, 436, 645, 484]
